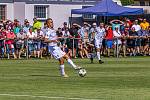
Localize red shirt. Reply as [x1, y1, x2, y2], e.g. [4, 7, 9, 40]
[5, 31, 16, 44]
[105, 29, 113, 40]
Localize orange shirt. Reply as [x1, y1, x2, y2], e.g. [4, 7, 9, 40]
[140, 22, 149, 30]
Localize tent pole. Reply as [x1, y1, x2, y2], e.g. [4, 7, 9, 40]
[70, 13, 73, 28]
[104, 16, 107, 24]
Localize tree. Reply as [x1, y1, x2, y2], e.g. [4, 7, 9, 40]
[120, 0, 134, 6]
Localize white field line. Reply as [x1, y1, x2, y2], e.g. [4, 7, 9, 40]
[0, 93, 99, 100]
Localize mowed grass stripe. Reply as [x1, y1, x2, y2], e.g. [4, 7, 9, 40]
[0, 57, 150, 100]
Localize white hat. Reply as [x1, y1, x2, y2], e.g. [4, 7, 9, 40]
[92, 23, 97, 26]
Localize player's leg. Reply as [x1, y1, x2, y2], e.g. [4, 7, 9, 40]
[59, 57, 68, 77]
[63, 54, 81, 70]
[95, 39, 104, 64]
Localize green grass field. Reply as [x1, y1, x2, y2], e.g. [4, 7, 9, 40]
[0, 57, 150, 100]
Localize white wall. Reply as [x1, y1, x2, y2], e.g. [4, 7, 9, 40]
[49, 4, 82, 29]
[25, 4, 34, 25]
[24, 4, 83, 29]
[7, 3, 14, 20]
[14, 2, 25, 24]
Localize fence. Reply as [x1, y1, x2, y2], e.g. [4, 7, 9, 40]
[0, 36, 150, 59]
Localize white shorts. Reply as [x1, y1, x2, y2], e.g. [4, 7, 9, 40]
[48, 46, 66, 59]
[95, 39, 103, 48]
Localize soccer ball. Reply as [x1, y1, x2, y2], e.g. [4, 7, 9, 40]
[78, 68, 87, 77]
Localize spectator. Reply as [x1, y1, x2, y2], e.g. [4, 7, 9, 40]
[41, 22, 48, 57]
[13, 20, 20, 35]
[140, 19, 149, 31]
[0, 28, 5, 58]
[128, 27, 138, 56]
[34, 28, 44, 58]
[122, 28, 129, 57]
[110, 19, 124, 31]
[56, 27, 64, 47]
[140, 19, 150, 55]
[131, 20, 141, 33]
[69, 23, 80, 58]
[23, 19, 32, 34]
[113, 27, 122, 57]
[89, 23, 97, 42]
[5, 28, 16, 59]
[16, 29, 27, 59]
[33, 17, 42, 32]
[105, 26, 113, 57]
[78, 22, 90, 44]
[27, 27, 35, 58]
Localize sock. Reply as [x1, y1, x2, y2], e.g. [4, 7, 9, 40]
[97, 52, 101, 60]
[60, 65, 65, 76]
[67, 59, 77, 69]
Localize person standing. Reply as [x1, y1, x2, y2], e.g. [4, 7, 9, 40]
[33, 17, 42, 32]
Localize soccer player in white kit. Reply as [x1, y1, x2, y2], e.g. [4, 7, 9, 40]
[94, 23, 105, 64]
[44, 18, 82, 77]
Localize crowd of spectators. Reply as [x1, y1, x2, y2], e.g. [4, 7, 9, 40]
[0, 17, 150, 59]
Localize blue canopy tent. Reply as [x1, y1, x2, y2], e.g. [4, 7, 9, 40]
[71, 0, 144, 16]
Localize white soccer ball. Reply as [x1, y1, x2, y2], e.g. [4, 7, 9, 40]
[78, 68, 87, 77]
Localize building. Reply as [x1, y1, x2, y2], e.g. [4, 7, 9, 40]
[0, 0, 121, 28]
[134, 0, 150, 6]
[127, 0, 150, 14]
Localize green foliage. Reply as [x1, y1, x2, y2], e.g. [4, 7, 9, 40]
[120, 0, 134, 6]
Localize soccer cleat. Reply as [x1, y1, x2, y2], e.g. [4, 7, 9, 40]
[62, 74, 69, 78]
[99, 60, 104, 64]
[75, 66, 82, 70]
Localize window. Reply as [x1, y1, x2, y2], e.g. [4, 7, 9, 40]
[82, 6, 95, 20]
[34, 5, 49, 20]
[0, 5, 6, 20]
[140, 1, 145, 6]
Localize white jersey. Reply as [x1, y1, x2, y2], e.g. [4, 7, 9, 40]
[45, 28, 58, 46]
[46, 28, 65, 59]
[94, 27, 105, 49]
[95, 27, 105, 40]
